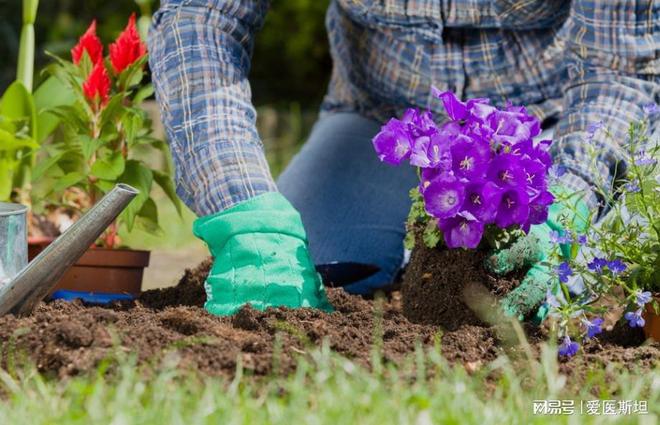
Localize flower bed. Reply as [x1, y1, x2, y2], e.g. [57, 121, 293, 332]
[0, 259, 657, 384]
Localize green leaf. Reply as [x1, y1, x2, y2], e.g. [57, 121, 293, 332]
[33, 75, 74, 142]
[136, 197, 161, 234]
[99, 93, 126, 129]
[31, 152, 63, 181]
[133, 83, 154, 104]
[94, 179, 115, 193]
[91, 152, 126, 180]
[422, 219, 442, 249]
[78, 135, 104, 162]
[153, 169, 182, 216]
[0, 128, 38, 151]
[53, 171, 85, 192]
[121, 110, 143, 147]
[1, 81, 37, 140]
[0, 158, 13, 201]
[118, 160, 153, 231]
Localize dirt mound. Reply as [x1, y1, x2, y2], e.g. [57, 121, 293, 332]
[0, 261, 657, 381]
[402, 244, 523, 330]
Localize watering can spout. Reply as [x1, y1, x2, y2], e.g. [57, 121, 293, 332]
[0, 184, 139, 316]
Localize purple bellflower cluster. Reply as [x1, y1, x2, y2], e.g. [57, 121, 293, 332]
[372, 89, 554, 249]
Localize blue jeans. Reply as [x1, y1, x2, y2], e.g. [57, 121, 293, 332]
[278, 113, 418, 294]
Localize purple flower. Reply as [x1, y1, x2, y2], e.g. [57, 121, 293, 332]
[583, 317, 604, 339]
[607, 259, 626, 275]
[558, 336, 579, 357]
[488, 110, 540, 145]
[372, 118, 413, 165]
[402, 108, 438, 138]
[410, 135, 452, 169]
[549, 164, 567, 179]
[643, 102, 659, 116]
[463, 180, 502, 222]
[487, 154, 526, 188]
[526, 190, 554, 227]
[521, 158, 547, 190]
[624, 180, 641, 193]
[556, 262, 573, 283]
[450, 135, 491, 179]
[587, 257, 608, 274]
[635, 290, 652, 307]
[419, 167, 443, 191]
[634, 151, 657, 166]
[495, 188, 529, 228]
[576, 234, 587, 245]
[586, 121, 603, 139]
[423, 176, 466, 219]
[435, 89, 468, 121]
[624, 310, 645, 328]
[550, 230, 572, 245]
[438, 213, 484, 249]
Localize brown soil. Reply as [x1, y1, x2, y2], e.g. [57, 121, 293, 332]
[402, 245, 522, 330]
[0, 260, 657, 382]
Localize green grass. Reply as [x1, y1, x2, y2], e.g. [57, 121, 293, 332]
[0, 341, 657, 424]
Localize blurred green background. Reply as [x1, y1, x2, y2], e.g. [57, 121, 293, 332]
[0, 0, 332, 106]
[0, 0, 332, 287]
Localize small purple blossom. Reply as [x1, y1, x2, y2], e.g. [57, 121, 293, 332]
[624, 309, 645, 328]
[558, 336, 579, 357]
[549, 164, 567, 179]
[495, 188, 530, 228]
[607, 259, 626, 275]
[635, 290, 652, 307]
[463, 180, 501, 222]
[634, 151, 657, 166]
[372, 118, 413, 165]
[624, 180, 641, 193]
[435, 90, 468, 121]
[550, 229, 573, 245]
[576, 234, 587, 245]
[526, 190, 554, 228]
[583, 317, 604, 339]
[423, 176, 465, 219]
[556, 262, 573, 283]
[438, 213, 485, 249]
[643, 102, 659, 116]
[586, 121, 603, 139]
[587, 257, 608, 274]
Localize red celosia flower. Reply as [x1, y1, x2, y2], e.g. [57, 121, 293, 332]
[109, 13, 147, 74]
[83, 61, 111, 107]
[71, 20, 104, 65]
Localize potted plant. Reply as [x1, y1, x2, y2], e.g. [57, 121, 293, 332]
[542, 111, 659, 345]
[28, 14, 180, 296]
[372, 89, 560, 331]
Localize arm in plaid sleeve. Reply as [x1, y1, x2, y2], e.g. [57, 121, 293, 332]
[148, 0, 277, 217]
[552, 0, 659, 216]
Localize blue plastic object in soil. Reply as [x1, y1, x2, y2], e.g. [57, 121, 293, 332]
[50, 289, 135, 304]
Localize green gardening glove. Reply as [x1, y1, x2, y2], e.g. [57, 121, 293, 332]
[193, 192, 333, 316]
[485, 186, 591, 322]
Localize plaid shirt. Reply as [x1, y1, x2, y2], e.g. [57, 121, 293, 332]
[149, 0, 659, 217]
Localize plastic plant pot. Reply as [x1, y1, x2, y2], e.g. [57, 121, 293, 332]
[28, 241, 149, 296]
[643, 296, 660, 342]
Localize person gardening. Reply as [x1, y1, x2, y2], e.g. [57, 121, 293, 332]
[148, 0, 659, 317]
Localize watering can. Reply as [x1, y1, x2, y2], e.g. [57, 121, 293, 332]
[0, 184, 138, 316]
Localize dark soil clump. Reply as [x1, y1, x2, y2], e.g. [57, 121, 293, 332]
[402, 245, 521, 330]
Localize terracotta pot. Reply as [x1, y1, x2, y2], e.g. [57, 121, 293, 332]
[27, 235, 55, 260]
[643, 296, 660, 342]
[27, 237, 149, 296]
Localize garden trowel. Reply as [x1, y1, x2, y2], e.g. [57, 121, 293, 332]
[316, 262, 380, 287]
